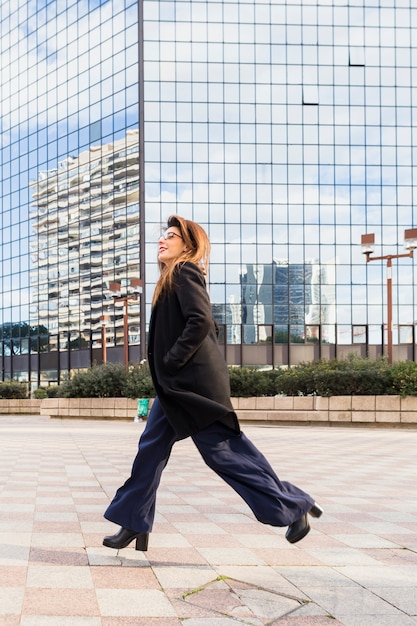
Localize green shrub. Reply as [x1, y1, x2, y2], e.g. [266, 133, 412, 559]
[33, 387, 48, 399]
[390, 360, 417, 396]
[33, 385, 60, 399]
[313, 368, 392, 397]
[229, 367, 272, 397]
[274, 355, 393, 397]
[39, 354, 417, 399]
[275, 367, 317, 396]
[57, 363, 128, 398]
[55, 362, 156, 399]
[0, 381, 28, 399]
[125, 363, 156, 398]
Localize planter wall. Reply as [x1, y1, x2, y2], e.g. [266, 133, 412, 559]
[39, 397, 155, 420]
[231, 395, 417, 426]
[1, 396, 417, 426]
[0, 399, 42, 415]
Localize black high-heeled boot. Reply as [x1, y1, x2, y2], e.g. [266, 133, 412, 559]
[103, 527, 149, 551]
[286, 502, 323, 544]
[308, 502, 324, 518]
[285, 514, 310, 544]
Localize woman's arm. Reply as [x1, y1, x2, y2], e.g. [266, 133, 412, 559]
[162, 263, 213, 373]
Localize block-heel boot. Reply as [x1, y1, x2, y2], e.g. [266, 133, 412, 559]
[286, 502, 323, 544]
[103, 527, 149, 551]
[308, 502, 324, 518]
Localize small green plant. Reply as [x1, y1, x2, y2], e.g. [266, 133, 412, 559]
[33, 387, 48, 399]
[46, 386, 60, 398]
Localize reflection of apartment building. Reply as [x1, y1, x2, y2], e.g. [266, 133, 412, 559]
[29, 130, 141, 350]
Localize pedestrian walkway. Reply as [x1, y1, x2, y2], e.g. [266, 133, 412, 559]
[1, 414, 417, 625]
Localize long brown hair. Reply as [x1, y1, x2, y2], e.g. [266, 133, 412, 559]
[152, 215, 210, 306]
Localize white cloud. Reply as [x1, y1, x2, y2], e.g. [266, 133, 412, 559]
[0, 1, 134, 137]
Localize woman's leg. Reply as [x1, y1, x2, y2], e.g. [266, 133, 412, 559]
[192, 421, 314, 527]
[104, 397, 178, 533]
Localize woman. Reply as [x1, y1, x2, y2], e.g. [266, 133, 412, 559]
[103, 215, 322, 551]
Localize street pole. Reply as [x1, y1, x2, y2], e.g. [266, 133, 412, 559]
[365, 253, 412, 365]
[361, 230, 417, 365]
[110, 282, 140, 372]
[123, 299, 129, 371]
[386, 257, 393, 365]
[100, 315, 108, 364]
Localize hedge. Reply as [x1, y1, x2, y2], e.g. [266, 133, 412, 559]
[0, 381, 28, 399]
[29, 355, 417, 399]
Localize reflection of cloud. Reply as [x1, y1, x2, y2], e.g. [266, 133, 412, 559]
[1, 289, 30, 323]
[2, 289, 30, 308]
[1, 1, 135, 136]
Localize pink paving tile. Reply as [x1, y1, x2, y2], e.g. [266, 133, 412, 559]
[399, 522, 417, 531]
[1, 497, 35, 505]
[269, 618, 345, 625]
[314, 522, 367, 534]
[91, 566, 160, 589]
[34, 505, 75, 512]
[337, 512, 382, 522]
[198, 504, 239, 512]
[146, 547, 209, 566]
[77, 513, 105, 521]
[152, 524, 180, 533]
[257, 548, 325, 566]
[22, 589, 99, 616]
[379, 534, 417, 547]
[160, 514, 206, 523]
[0, 513, 33, 522]
[102, 618, 181, 625]
[73, 487, 108, 492]
[211, 523, 261, 534]
[296, 535, 345, 548]
[192, 586, 245, 611]
[29, 547, 89, 566]
[183, 534, 242, 548]
[0, 566, 27, 586]
[363, 548, 417, 565]
[0, 617, 20, 626]
[83, 532, 112, 547]
[166, 589, 232, 619]
[32, 522, 81, 533]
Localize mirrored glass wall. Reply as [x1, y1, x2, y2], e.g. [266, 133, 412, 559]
[0, 1, 141, 387]
[143, 0, 417, 366]
[1, 1, 417, 388]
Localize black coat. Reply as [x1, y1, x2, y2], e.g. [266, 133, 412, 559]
[147, 262, 240, 439]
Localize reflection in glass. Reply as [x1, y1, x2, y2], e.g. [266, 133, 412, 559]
[3, 2, 417, 382]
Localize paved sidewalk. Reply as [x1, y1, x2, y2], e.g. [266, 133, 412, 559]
[1, 415, 417, 625]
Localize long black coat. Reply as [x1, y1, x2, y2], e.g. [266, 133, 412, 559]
[147, 262, 240, 439]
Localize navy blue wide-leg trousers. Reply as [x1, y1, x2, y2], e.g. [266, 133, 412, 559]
[104, 397, 314, 533]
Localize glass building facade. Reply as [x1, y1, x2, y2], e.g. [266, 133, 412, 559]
[1, 1, 417, 388]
